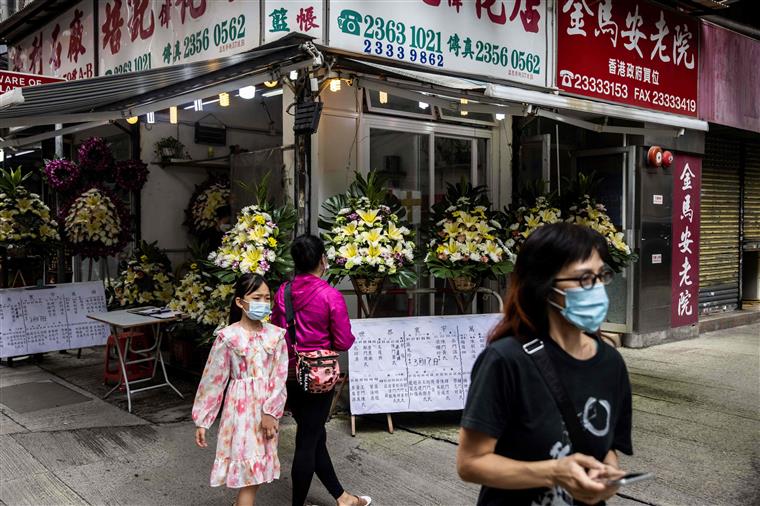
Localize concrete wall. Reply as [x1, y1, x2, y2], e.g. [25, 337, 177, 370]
[135, 96, 284, 268]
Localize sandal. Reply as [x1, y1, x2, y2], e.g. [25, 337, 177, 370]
[355, 495, 372, 506]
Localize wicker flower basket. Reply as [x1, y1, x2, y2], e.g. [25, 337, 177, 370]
[352, 277, 384, 295]
[451, 275, 478, 293]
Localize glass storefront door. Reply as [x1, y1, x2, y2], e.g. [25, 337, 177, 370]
[573, 147, 635, 332]
[367, 123, 490, 317]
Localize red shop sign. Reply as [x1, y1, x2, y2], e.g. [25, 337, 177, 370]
[671, 154, 700, 327]
[0, 70, 65, 94]
[557, 0, 698, 117]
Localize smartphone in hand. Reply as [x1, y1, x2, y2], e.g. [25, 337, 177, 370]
[607, 472, 654, 486]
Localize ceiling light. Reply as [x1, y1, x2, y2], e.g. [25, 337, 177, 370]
[262, 89, 284, 97]
[379, 91, 388, 104]
[418, 102, 429, 110]
[193, 98, 203, 111]
[239, 85, 256, 99]
[126, 116, 138, 124]
[264, 80, 278, 88]
[329, 78, 341, 92]
[495, 113, 506, 121]
[219, 92, 230, 107]
[146, 112, 155, 124]
[169, 106, 178, 124]
[289, 70, 299, 80]
[184, 98, 220, 110]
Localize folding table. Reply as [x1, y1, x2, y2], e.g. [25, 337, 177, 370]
[87, 309, 184, 412]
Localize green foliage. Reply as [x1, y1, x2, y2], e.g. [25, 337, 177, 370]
[0, 167, 32, 196]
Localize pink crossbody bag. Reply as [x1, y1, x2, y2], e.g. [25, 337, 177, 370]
[284, 282, 340, 393]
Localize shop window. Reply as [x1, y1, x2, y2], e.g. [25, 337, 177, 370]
[369, 127, 489, 317]
[438, 107, 496, 127]
[365, 90, 435, 120]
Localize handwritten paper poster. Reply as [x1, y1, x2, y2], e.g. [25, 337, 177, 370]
[348, 313, 501, 415]
[0, 281, 109, 358]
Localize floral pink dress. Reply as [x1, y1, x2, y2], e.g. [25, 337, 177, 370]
[192, 322, 288, 488]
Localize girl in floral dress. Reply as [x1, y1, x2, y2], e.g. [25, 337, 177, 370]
[193, 273, 288, 506]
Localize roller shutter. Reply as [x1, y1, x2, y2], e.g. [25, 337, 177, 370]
[743, 142, 760, 245]
[699, 137, 741, 313]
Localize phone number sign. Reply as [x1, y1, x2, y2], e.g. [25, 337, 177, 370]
[557, 0, 698, 117]
[329, 0, 549, 87]
[98, 0, 261, 76]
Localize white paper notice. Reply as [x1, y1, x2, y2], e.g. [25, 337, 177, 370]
[0, 281, 109, 358]
[348, 313, 501, 415]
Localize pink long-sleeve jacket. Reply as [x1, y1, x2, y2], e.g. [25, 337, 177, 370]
[271, 273, 355, 370]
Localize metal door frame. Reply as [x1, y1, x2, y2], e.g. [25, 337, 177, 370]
[572, 146, 636, 333]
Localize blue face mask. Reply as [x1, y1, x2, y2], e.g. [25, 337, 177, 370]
[244, 301, 271, 321]
[549, 284, 609, 333]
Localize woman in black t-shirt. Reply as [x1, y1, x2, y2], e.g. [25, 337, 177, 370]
[457, 223, 633, 506]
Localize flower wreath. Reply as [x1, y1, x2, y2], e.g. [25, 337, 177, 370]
[320, 172, 417, 288]
[504, 196, 563, 252]
[43, 159, 81, 192]
[78, 137, 114, 174]
[168, 262, 234, 332]
[424, 180, 513, 281]
[114, 160, 149, 192]
[208, 173, 296, 281]
[185, 178, 231, 238]
[60, 185, 131, 259]
[108, 241, 174, 308]
[0, 168, 60, 252]
[566, 195, 636, 272]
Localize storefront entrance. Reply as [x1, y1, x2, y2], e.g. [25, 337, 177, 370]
[363, 115, 492, 316]
[573, 147, 636, 333]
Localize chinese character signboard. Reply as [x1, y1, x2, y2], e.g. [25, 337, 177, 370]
[264, 1, 323, 43]
[671, 155, 700, 326]
[557, 0, 698, 116]
[329, 0, 549, 87]
[98, 0, 261, 75]
[7, 1, 95, 81]
[0, 71, 65, 94]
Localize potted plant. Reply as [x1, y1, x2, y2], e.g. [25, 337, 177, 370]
[154, 136, 186, 162]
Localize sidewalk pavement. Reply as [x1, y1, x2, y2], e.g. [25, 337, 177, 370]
[1, 323, 757, 505]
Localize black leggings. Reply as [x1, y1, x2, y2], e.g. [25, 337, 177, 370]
[287, 381, 344, 506]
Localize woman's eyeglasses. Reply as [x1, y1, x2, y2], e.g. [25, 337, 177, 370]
[554, 268, 614, 290]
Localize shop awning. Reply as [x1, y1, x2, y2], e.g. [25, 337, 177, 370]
[331, 53, 708, 135]
[0, 39, 317, 146]
[484, 83, 709, 132]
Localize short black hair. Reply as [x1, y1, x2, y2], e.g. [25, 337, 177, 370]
[291, 234, 325, 273]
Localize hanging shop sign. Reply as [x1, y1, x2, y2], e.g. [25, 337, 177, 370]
[557, 0, 698, 117]
[328, 0, 549, 87]
[671, 154, 701, 327]
[263, 1, 324, 43]
[0, 71, 65, 94]
[7, 1, 95, 81]
[98, 0, 262, 75]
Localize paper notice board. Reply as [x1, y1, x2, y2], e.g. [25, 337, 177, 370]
[0, 281, 110, 358]
[348, 313, 502, 415]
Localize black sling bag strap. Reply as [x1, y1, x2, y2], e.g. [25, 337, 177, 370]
[522, 338, 593, 456]
[284, 282, 297, 348]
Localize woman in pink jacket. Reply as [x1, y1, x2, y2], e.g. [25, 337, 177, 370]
[271, 235, 371, 506]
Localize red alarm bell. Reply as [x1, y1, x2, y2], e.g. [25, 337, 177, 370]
[662, 150, 674, 167]
[647, 146, 663, 167]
